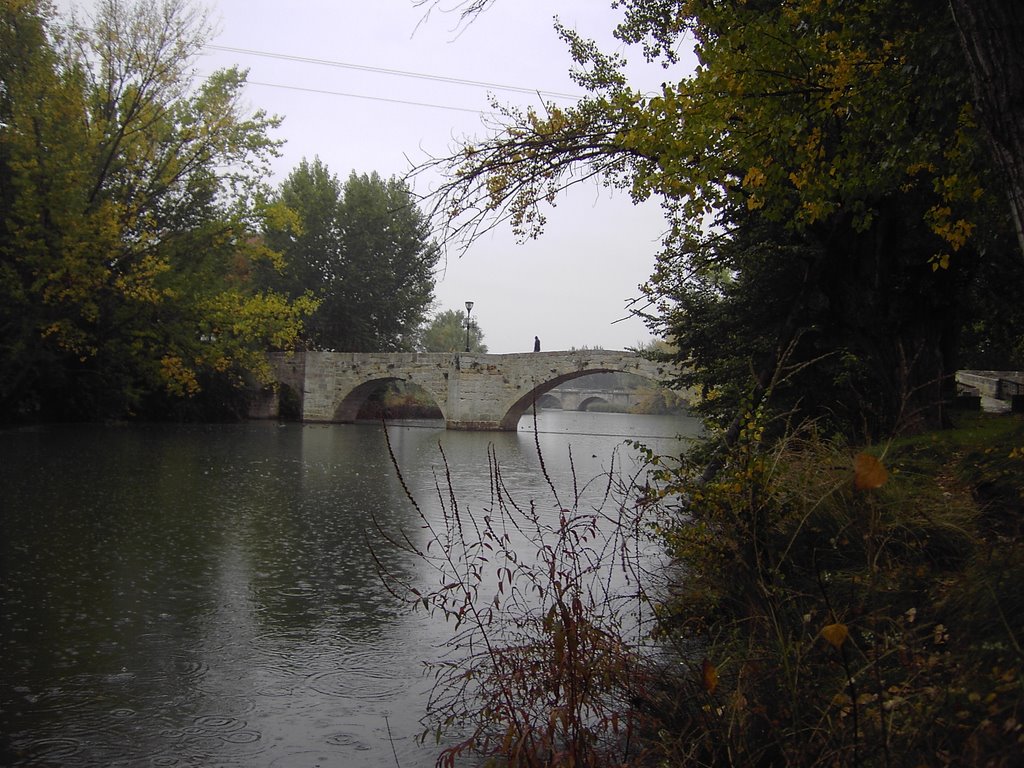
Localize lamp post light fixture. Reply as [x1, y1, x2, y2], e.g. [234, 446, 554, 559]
[464, 301, 474, 352]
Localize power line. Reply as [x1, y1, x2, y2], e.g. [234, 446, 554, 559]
[205, 44, 583, 102]
[240, 79, 486, 114]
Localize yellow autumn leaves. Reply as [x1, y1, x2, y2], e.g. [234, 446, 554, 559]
[699, 621, 848, 698]
[816, 453, 887, 651]
[853, 451, 888, 491]
[821, 622, 850, 649]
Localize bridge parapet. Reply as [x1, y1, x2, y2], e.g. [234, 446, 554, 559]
[956, 370, 1024, 412]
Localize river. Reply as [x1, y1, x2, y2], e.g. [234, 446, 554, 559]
[0, 410, 700, 767]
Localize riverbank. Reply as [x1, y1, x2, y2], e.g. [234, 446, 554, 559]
[646, 411, 1024, 766]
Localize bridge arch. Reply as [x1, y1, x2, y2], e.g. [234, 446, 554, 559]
[494, 365, 664, 430]
[331, 377, 447, 423]
[536, 393, 561, 409]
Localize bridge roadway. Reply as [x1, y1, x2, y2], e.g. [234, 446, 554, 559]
[264, 349, 673, 431]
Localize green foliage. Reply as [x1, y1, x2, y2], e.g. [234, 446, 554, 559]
[260, 157, 343, 303]
[621, 0, 1017, 437]
[643, 412, 1024, 766]
[0, 0, 310, 421]
[263, 159, 439, 352]
[618, 1, 993, 242]
[418, 0, 1020, 440]
[420, 308, 487, 352]
[646, 208, 999, 439]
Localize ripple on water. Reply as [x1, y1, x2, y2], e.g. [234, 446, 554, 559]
[192, 714, 263, 748]
[114, 643, 208, 689]
[324, 731, 367, 749]
[268, 749, 360, 768]
[169, 654, 208, 679]
[170, 693, 258, 717]
[250, 628, 354, 665]
[220, 729, 262, 744]
[275, 583, 318, 599]
[149, 713, 265, 764]
[193, 714, 246, 731]
[245, 663, 301, 698]
[20, 737, 81, 763]
[9, 685, 93, 717]
[306, 646, 411, 702]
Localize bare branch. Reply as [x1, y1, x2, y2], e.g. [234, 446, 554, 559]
[409, 95, 654, 255]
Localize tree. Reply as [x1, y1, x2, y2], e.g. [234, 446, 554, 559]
[0, 0, 312, 421]
[0, 0, 83, 416]
[413, 0, 1018, 438]
[425, 1, 1024, 258]
[264, 162, 439, 352]
[403, 6, 1024, 767]
[336, 171, 438, 351]
[420, 308, 487, 352]
[949, 0, 1024, 258]
[259, 157, 341, 341]
[623, 0, 1014, 437]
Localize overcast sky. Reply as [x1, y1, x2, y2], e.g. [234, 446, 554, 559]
[194, 2, 690, 353]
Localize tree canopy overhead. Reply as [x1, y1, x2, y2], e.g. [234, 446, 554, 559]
[414, 0, 1022, 438]
[1, 0, 314, 421]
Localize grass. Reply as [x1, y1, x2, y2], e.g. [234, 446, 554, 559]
[649, 412, 1024, 766]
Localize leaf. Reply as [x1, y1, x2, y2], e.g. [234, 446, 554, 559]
[701, 657, 719, 693]
[822, 622, 849, 649]
[854, 452, 888, 490]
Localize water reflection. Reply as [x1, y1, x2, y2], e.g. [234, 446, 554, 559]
[0, 412, 698, 767]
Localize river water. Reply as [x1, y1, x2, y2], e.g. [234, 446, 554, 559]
[0, 410, 700, 767]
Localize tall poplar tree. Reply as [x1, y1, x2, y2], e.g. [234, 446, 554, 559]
[265, 161, 439, 352]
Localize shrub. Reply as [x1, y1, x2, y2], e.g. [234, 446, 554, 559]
[648, 413, 1024, 766]
[373, 432, 669, 767]
[373, 406, 1024, 766]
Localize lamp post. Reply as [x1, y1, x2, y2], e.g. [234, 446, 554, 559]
[464, 300, 474, 352]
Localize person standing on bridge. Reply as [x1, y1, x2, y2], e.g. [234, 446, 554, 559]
[533, 336, 541, 352]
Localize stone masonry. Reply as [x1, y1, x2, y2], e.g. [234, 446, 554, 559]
[266, 349, 673, 431]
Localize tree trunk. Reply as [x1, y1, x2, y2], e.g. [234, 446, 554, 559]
[950, 0, 1024, 258]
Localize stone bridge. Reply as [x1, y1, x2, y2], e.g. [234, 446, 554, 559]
[543, 386, 642, 412]
[262, 349, 674, 431]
